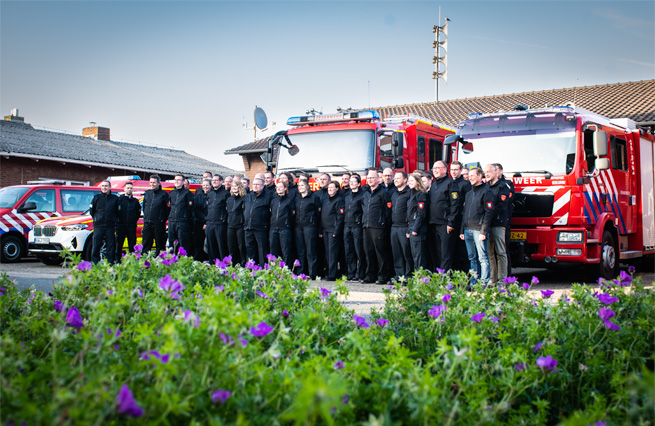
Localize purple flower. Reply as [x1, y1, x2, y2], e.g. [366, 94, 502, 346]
[614, 270, 632, 286]
[587, 422, 607, 426]
[66, 306, 84, 328]
[334, 360, 345, 370]
[211, 389, 231, 404]
[515, 363, 527, 372]
[116, 384, 144, 417]
[343, 395, 349, 405]
[182, 310, 200, 328]
[54, 300, 65, 312]
[132, 288, 143, 298]
[536, 355, 558, 372]
[531, 276, 540, 285]
[442, 294, 451, 303]
[143, 260, 151, 269]
[279, 261, 286, 269]
[320, 287, 332, 298]
[421, 277, 430, 284]
[471, 312, 485, 323]
[266, 253, 277, 262]
[598, 307, 615, 321]
[282, 309, 289, 317]
[107, 289, 112, 296]
[446, 284, 453, 290]
[534, 342, 543, 353]
[161, 255, 178, 266]
[376, 318, 389, 327]
[159, 274, 185, 299]
[133, 244, 143, 253]
[140, 350, 169, 364]
[540, 289, 554, 298]
[250, 321, 274, 338]
[77, 261, 92, 272]
[522, 283, 531, 290]
[353, 314, 369, 328]
[428, 305, 446, 319]
[178, 247, 187, 256]
[436, 268, 445, 274]
[603, 319, 621, 331]
[219, 332, 234, 345]
[597, 293, 619, 305]
[490, 316, 500, 323]
[214, 285, 224, 294]
[628, 265, 636, 274]
[503, 276, 518, 285]
[293, 259, 301, 267]
[298, 273, 308, 280]
[244, 259, 256, 269]
[238, 338, 248, 347]
[256, 290, 269, 299]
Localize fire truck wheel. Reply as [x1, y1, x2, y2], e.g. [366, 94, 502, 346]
[587, 230, 619, 281]
[36, 255, 64, 266]
[1, 235, 24, 263]
[82, 238, 93, 261]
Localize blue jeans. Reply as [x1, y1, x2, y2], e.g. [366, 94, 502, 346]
[464, 229, 490, 285]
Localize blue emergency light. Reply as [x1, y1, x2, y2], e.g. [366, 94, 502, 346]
[287, 110, 380, 126]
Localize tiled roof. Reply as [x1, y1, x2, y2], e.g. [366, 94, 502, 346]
[0, 120, 236, 177]
[371, 80, 655, 128]
[224, 135, 274, 155]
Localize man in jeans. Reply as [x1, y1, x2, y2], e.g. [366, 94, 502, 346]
[459, 168, 494, 285]
[484, 164, 510, 284]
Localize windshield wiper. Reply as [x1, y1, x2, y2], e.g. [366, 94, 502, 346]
[316, 164, 351, 173]
[512, 170, 552, 179]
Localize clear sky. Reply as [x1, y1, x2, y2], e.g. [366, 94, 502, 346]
[2, 0, 653, 172]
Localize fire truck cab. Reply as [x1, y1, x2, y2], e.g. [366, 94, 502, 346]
[448, 105, 655, 279]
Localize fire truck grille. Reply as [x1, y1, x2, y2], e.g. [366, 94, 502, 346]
[512, 193, 554, 218]
[41, 225, 58, 237]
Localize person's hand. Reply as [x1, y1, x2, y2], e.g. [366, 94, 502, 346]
[479, 234, 486, 241]
[460, 234, 465, 240]
[447, 226, 454, 234]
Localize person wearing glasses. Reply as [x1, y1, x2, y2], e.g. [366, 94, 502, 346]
[428, 161, 461, 272]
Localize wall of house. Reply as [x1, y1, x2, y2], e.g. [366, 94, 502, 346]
[241, 154, 267, 181]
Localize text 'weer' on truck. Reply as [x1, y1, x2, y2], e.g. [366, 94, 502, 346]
[445, 105, 654, 279]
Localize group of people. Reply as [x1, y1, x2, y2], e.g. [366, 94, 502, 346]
[89, 161, 515, 286]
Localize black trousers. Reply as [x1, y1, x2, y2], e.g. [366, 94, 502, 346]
[344, 225, 365, 279]
[430, 223, 455, 271]
[192, 222, 207, 261]
[142, 222, 167, 255]
[245, 228, 269, 266]
[322, 231, 341, 279]
[270, 228, 293, 265]
[168, 221, 192, 254]
[363, 227, 390, 282]
[206, 223, 228, 262]
[92, 226, 115, 264]
[295, 226, 318, 278]
[115, 226, 137, 260]
[390, 226, 413, 277]
[227, 227, 246, 266]
[410, 234, 426, 271]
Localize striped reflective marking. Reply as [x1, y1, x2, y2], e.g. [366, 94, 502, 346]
[12, 211, 33, 229]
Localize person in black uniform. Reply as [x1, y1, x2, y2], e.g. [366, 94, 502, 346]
[407, 172, 428, 270]
[484, 164, 510, 284]
[193, 178, 211, 261]
[390, 171, 412, 280]
[167, 174, 194, 254]
[362, 169, 392, 284]
[115, 181, 141, 260]
[344, 174, 365, 281]
[142, 174, 169, 255]
[278, 172, 298, 200]
[264, 171, 276, 194]
[206, 174, 229, 262]
[319, 181, 345, 281]
[226, 179, 247, 265]
[428, 161, 461, 272]
[494, 163, 515, 275]
[450, 161, 472, 272]
[223, 175, 233, 192]
[294, 180, 320, 278]
[90, 180, 118, 264]
[244, 177, 272, 265]
[270, 181, 295, 265]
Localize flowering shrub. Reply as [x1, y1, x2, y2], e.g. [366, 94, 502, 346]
[1, 252, 653, 425]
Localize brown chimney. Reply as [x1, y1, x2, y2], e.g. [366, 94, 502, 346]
[83, 125, 111, 141]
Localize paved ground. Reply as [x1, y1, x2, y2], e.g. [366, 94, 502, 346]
[2, 258, 653, 316]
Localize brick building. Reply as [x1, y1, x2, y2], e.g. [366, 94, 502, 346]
[1, 111, 236, 187]
[224, 135, 275, 181]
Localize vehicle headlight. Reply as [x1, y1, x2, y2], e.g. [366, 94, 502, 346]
[60, 224, 89, 231]
[557, 231, 583, 242]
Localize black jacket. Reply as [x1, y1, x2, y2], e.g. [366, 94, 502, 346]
[244, 190, 272, 231]
[90, 192, 119, 227]
[344, 189, 364, 226]
[226, 194, 245, 229]
[116, 194, 141, 228]
[390, 186, 410, 227]
[142, 187, 170, 224]
[487, 179, 510, 228]
[407, 189, 428, 237]
[320, 194, 344, 234]
[500, 175, 515, 223]
[206, 187, 229, 225]
[270, 194, 295, 230]
[168, 187, 194, 223]
[461, 183, 495, 235]
[193, 190, 210, 224]
[452, 175, 472, 223]
[295, 192, 321, 228]
[362, 185, 391, 229]
[429, 176, 460, 227]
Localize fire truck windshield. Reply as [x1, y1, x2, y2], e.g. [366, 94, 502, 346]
[0, 187, 30, 209]
[458, 128, 577, 177]
[276, 129, 376, 173]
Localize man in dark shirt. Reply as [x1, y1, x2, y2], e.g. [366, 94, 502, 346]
[206, 174, 229, 262]
[484, 164, 510, 284]
[429, 160, 461, 272]
[362, 169, 392, 284]
[450, 161, 472, 272]
[142, 174, 169, 255]
[244, 177, 272, 265]
[115, 181, 141, 260]
[168, 174, 194, 254]
[193, 178, 211, 261]
[89, 180, 118, 264]
[390, 171, 412, 280]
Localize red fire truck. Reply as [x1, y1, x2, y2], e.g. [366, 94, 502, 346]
[446, 105, 655, 279]
[265, 110, 455, 188]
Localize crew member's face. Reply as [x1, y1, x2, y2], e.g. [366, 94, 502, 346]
[174, 176, 184, 189]
[394, 172, 407, 189]
[461, 169, 469, 181]
[124, 184, 133, 196]
[421, 176, 430, 188]
[298, 181, 308, 195]
[432, 162, 447, 179]
[328, 183, 338, 197]
[202, 181, 211, 193]
[407, 176, 417, 190]
[265, 173, 273, 185]
[279, 174, 289, 185]
[149, 178, 158, 190]
[276, 182, 286, 196]
[367, 172, 379, 189]
[450, 164, 462, 179]
[319, 174, 329, 188]
[224, 177, 233, 190]
[342, 175, 350, 188]
[211, 177, 221, 189]
[203, 173, 212, 180]
[494, 167, 504, 180]
[469, 170, 482, 186]
[242, 180, 249, 190]
[484, 165, 495, 182]
[231, 182, 239, 194]
[349, 177, 360, 190]
[382, 169, 393, 185]
[100, 182, 110, 194]
[252, 180, 263, 194]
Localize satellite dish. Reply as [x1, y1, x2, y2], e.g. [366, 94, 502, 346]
[254, 107, 268, 130]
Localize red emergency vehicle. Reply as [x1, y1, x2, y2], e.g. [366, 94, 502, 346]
[447, 105, 655, 279]
[266, 110, 455, 188]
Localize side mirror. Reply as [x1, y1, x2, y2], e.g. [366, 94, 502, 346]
[444, 134, 462, 145]
[288, 145, 299, 156]
[593, 131, 608, 157]
[393, 158, 405, 169]
[461, 142, 474, 154]
[391, 132, 404, 157]
[595, 158, 610, 171]
[18, 201, 37, 213]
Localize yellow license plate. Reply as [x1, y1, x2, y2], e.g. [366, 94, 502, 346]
[510, 232, 527, 240]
